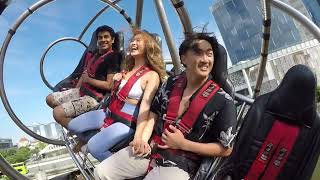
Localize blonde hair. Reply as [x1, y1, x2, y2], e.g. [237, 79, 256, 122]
[121, 28, 167, 82]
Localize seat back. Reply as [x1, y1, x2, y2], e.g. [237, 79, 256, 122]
[53, 29, 124, 92]
[211, 44, 234, 99]
[222, 65, 320, 180]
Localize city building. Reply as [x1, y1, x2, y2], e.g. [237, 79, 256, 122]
[228, 39, 320, 97]
[301, 0, 320, 27]
[287, 0, 314, 41]
[0, 138, 13, 150]
[17, 137, 30, 148]
[210, 0, 303, 64]
[29, 122, 63, 140]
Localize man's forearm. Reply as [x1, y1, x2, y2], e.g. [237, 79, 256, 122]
[181, 140, 232, 157]
[87, 78, 112, 90]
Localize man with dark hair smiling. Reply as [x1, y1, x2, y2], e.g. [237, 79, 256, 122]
[46, 25, 121, 129]
[94, 32, 237, 180]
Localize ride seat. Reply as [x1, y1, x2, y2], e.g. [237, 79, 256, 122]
[53, 29, 124, 92]
[220, 64, 320, 180]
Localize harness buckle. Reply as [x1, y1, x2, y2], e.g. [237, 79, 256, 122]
[162, 114, 175, 123]
[116, 92, 126, 101]
[176, 123, 192, 134]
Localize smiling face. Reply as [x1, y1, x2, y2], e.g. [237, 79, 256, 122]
[97, 31, 114, 54]
[181, 39, 214, 79]
[129, 34, 145, 58]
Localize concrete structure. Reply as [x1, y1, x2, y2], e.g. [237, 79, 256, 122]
[0, 138, 13, 150]
[228, 39, 320, 96]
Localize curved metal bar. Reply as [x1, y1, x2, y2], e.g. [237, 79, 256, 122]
[0, 0, 65, 145]
[154, 0, 182, 75]
[253, 0, 271, 98]
[0, 155, 28, 180]
[78, 0, 122, 40]
[135, 0, 144, 28]
[40, 37, 88, 90]
[235, 92, 254, 105]
[271, 0, 320, 40]
[169, 0, 192, 35]
[99, 0, 133, 25]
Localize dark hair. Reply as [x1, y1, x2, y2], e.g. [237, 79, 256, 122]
[179, 32, 219, 62]
[95, 25, 116, 39]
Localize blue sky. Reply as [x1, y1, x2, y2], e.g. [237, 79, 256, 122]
[0, 0, 223, 144]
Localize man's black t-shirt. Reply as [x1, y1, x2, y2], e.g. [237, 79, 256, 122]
[150, 75, 237, 176]
[80, 51, 121, 99]
[94, 51, 121, 81]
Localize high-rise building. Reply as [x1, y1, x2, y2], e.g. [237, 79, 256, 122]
[211, 0, 302, 64]
[29, 122, 63, 140]
[301, 0, 320, 27]
[0, 138, 13, 150]
[287, 0, 314, 41]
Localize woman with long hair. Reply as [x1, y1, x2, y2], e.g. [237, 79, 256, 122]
[67, 29, 167, 161]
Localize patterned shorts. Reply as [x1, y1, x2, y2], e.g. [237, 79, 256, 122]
[51, 88, 99, 117]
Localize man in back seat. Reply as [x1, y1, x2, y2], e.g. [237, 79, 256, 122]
[94, 32, 237, 180]
[46, 25, 121, 128]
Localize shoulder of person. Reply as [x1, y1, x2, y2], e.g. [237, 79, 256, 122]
[143, 70, 160, 81]
[103, 51, 121, 60]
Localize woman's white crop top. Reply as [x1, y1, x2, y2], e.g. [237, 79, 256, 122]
[118, 78, 143, 100]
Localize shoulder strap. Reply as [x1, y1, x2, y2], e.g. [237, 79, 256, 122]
[116, 66, 151, 101]
[178, 80, 220, 134]
[164, 75, 220, 134]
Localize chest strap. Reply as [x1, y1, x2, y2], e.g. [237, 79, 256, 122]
[149, 75, 220, 169]
[102, 66, 151, 128]
[244, 120, 300, 180]
[80, 49, 114, 100]
[164, 75, 220, 135]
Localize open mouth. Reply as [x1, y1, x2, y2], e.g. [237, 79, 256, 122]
[199, 65, 209, 71]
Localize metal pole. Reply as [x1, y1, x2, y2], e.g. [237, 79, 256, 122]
[154, 0, 182, 75]
[0, 155, 28, 180]
[135, 0, 144, 28]
[99, 0, 133, 25]
[253, 0, 271, 98]
[0, 0, 65, 145]
[40, 37, 88, 90]
[242, 69, 253, 97]
[62, 131, 92, 180]
[78, 0, 123, 41]
[271, 0, 320, 40]
[169, 0, 192, 35]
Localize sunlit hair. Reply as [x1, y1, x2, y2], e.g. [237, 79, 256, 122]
[121, 28, 167, 82]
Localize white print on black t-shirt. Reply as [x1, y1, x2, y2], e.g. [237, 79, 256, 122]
[218, 127, 236, 148]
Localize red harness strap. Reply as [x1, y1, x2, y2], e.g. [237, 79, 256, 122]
[149, 75, 220, 169]
[163, 75, 220, 135]
[244, 120, 300, 180]
[102, 66, 151, 128]
[80, 49, 114, 100]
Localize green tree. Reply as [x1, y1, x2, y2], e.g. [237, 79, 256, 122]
[0, 147, 32, 164]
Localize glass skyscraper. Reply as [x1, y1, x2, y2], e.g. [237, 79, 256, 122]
[302, 0, 320, 27]
[211, 0, 302, 64]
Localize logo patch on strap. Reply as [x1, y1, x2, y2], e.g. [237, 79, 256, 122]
[261, 143, 273, 161]
[202, 83, 216, 98]
[274, 148, 287, 167]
